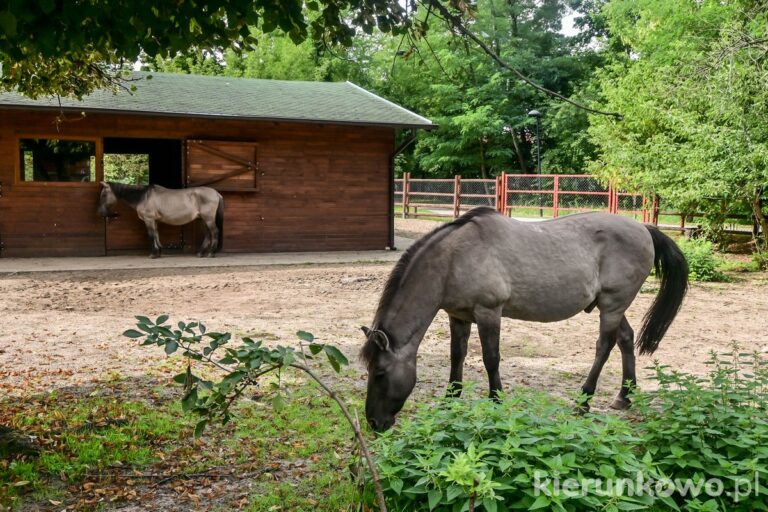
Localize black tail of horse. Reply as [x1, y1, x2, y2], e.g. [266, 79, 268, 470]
[215, 195, 224, 252]
[636, 226, 688, 355]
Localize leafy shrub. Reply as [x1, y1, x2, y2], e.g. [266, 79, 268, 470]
[369, 389, 656, 512]
[634, 351, 768, 512]
[677, 238, 727, 281]
[369, 352, 768, 512]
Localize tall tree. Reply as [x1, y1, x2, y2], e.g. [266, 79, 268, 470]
[589, 0, 768, 251]
[381, 0, 603, 178]
[0, 0, 412, 98]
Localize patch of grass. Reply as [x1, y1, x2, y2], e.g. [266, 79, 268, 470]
[0, 377, 361, 511]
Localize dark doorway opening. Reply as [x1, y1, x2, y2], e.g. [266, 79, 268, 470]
[103, 138, 182, 188]
[102, 138, 188, 254]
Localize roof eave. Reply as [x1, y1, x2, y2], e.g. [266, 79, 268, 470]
[0, 104, 437, 131]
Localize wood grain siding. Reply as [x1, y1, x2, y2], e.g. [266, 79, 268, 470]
[0, 110, 393, 256]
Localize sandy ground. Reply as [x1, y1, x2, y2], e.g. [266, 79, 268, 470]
[1, 218, 767, 411]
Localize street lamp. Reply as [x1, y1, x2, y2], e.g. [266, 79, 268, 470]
[527, 109, 543, 216]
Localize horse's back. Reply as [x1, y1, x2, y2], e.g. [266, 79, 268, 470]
[440, 210, 655, 322]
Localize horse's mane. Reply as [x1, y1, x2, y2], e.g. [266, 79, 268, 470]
[108, 182, 150, 208]
[361, 206, 498, 365]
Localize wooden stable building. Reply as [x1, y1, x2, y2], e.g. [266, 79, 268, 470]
[0, 73, 433, 257]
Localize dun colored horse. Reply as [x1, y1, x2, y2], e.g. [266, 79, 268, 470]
[98, 182, 224, 258]
[362, 207, 688, 432]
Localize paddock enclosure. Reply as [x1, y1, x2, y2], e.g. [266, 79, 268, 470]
[0, 73, 433, 257]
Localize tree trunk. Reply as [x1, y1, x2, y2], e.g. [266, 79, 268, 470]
[510, 129, 528, 173]
[752, 194, 767, 264]
[479, 140, 488, 179]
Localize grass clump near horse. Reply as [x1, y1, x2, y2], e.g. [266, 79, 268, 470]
[361, 206, 688, 432]
[98, 181, 224, 258]
[367, 350, 768, 512]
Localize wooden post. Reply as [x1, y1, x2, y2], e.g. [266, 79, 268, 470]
[453, 175, 461, 218]
[495, 175, 503, 213]
[652, 195, 660, 225]
[402, 172, 410, 219]
[641, 196, 649, 223]
[553, 175, 560, 218]
[501, 173, 508, 216]
[607, 181, 613, 214]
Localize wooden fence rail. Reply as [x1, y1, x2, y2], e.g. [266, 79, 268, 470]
[395, 173, 756, 234]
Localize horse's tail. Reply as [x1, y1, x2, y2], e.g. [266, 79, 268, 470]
[636, 225, 688, 355]
[215, 194, 224, 252]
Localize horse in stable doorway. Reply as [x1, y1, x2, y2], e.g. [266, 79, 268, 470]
[98, 182, 224, 258]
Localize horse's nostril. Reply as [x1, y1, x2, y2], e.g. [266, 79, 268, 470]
[368, 418, 379, 430]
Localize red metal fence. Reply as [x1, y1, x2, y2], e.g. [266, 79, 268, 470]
[395, 173, 659, 223]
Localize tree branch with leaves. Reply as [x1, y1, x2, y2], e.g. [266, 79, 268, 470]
[125, 316, 388, 511]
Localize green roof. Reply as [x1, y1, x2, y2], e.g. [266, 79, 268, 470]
[0, 72, 434, 130]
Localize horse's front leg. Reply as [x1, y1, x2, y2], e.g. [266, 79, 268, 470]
[144, 219, 162, 258]
[475, 305, 504, 400]
[446, 316, 471, 398]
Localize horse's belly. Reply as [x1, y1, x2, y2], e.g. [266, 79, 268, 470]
[502, 286, 597, 322]
[157, 210, 198, 225]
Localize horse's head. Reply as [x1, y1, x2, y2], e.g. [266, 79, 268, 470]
[97, 181, 118, 217]
[361, 326, 417, 432]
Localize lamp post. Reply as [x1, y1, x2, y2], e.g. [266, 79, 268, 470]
[527, 109, 543, 216]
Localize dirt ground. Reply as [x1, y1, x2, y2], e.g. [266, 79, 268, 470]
[1, 218, 767, 410]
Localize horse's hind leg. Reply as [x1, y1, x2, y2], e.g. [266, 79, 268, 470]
[447, 316, 471, 397]
[611, 316, 636, 410]
[200, 219, 218, 257]
[475, 306, 504, 400]
[579, 310, 623, 411]
[197, 229, 211, 258]
[144, 219, 162, 258]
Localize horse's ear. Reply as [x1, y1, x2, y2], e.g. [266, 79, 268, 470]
[361, 326, 371, 337]
[373, 330, 390, 352]
[100, 181, 107, 187]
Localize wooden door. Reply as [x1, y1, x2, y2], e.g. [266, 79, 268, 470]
[186, 140, 259, 191]
[185, 140, 259, 252]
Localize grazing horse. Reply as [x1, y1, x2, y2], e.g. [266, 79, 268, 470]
[98, 182, 224, 258]
[361, 207, 688, 432]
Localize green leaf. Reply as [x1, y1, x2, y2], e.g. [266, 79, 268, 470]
[38, 0, 55, 14]
[428, 489, 442, 510]
[181, 387, 198, 412]
[194, 419, 207, 438]
[164, 341, 179, 355]
[308, 343, 323, 355]
[617, 502, 649, 511]
[482, 498, 498, 512]
[297, 330, 314, 342]
[529, 495, 550, 510]
[272, 394, 285, 412]
[0, 11, 17, 37]
[156, 314, 169, 325]
[123, 329, 144, 338]
[323, 345, 349, 373]
[389, 477, 403, 495]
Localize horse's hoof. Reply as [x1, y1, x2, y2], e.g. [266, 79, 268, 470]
[575, 403, 590, 415]
[196, 253, 204, 258]
[149, 253, 160, 259]
[610, 397, 632, 410]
